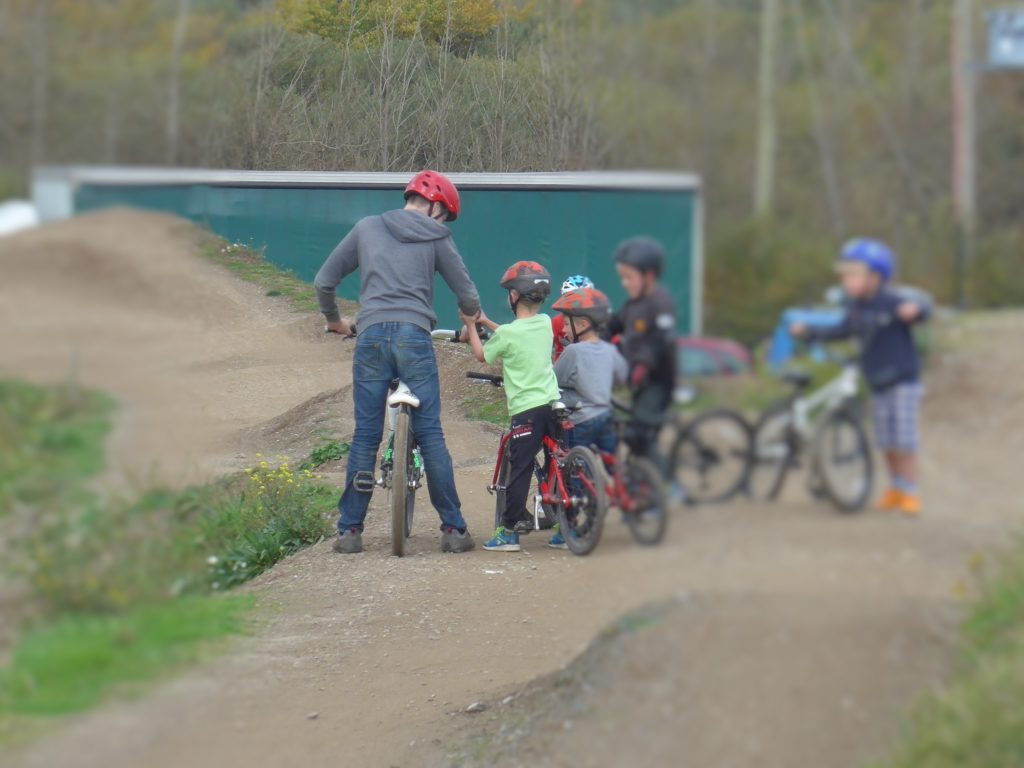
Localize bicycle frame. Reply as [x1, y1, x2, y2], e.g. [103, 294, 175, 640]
[789, 363, 859, 441]
[595, 403, 655, 516]
[488, 424, 575, 531]
[597, 452, 640, 514]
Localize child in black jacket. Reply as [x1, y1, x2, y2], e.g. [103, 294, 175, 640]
[606, 237, 678, 478]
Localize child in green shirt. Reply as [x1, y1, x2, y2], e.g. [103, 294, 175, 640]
[462, 261, 559, 552]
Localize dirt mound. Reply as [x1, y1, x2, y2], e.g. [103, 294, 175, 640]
[0, 209, 347, 486]
[240, 386, 352, 463]
[2, 211, 243, 323]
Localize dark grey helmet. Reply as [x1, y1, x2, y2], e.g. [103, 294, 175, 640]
[613, 237, 666, 277]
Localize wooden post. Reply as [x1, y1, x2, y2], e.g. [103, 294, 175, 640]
[951, 0, 976, 307]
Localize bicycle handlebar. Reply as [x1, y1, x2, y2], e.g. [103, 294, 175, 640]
[326, 323, 489, 343]
[465, 371, 504, 386]
[611, 398, 633, 415]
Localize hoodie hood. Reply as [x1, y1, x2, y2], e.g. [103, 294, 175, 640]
[381, 209, 452, 243]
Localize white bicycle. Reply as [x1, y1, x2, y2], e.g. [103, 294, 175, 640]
[748, 357, 873, 512]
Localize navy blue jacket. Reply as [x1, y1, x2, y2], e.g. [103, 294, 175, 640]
[811, 287, 931, 392]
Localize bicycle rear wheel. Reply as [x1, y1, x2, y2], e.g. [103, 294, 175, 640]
[391, 409, 412, 557]
[559, 447, 608, 556]
[624, 457, 668, 546]
[748, 402, 795, 502]
[671, 409, 753, 504]
[813, 408, 873, 513]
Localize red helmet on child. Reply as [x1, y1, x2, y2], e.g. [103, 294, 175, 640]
[500, 261, 551, 301]
[404, 170, 461, 221]
[552, 287, 612, 326]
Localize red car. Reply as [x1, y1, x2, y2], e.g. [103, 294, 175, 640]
[676, 337, 752, 378]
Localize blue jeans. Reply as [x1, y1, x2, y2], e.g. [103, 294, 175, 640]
[338, 323, 468, 533]
[568, 412, 618, 454]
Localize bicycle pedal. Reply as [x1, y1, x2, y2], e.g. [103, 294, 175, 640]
[513, 521, 534, 535]
[353, 471, 377, 493]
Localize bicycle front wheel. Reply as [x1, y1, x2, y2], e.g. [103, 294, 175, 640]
[391, 408, 412, 556]
[559, 447, 608, 556]
[405, 447, 421, 538]
[813, 408, 873, 513]
[672, 409, 753, 504]
[624, 457, 668, 546]
[748, 403, 795, 502]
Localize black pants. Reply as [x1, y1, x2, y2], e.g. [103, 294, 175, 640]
[503, 405, 556, 530]
[625, 382, 673, 479]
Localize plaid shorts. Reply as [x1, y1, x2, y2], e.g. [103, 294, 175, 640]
[871, 382, 923, 453]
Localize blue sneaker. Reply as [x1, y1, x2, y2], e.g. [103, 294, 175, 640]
[548, 524, 568, 550]
[483, 526, 521, 552]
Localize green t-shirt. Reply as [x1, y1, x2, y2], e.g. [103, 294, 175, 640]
[484, 314, 561, 416]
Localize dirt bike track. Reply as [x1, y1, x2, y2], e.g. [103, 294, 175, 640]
[1, 211, 1022, 768]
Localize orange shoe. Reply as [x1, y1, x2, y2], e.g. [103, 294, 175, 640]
[877, 488, 903, 512]
[898, 493, 922, 517]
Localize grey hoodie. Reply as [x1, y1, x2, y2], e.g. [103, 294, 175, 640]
[314, 209, 480, 333]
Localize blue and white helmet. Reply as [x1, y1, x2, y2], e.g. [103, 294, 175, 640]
[561, 274, 595, 295]
[839, 238, 895, 282]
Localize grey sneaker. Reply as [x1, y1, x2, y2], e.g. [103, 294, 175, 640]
[332, 528, 363, 554]
[441, 528, 475, 553]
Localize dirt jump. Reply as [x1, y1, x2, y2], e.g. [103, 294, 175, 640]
[2, 210, 1022, 768]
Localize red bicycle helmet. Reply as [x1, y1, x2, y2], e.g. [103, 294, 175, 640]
[500, 261, 552, 301]
[404, 170, 461, 221]
[552, 287, 612, 326]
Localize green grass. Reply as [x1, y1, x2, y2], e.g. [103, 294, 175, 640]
[23, 460, 336, 614]
[869, 540, 1024, 768]
[463, 395, 509, 426]
[458, 376, 509, 426]
[0, 595, 253, 717]
[299, 438, 350, 470]
[0, 380, 112, 516]
[198, 237, 356, 316]
[1, 378, 338, 733]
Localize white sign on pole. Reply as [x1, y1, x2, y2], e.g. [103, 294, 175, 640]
[988, 8, 1024, 69]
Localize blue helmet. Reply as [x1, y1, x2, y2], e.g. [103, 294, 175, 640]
[560, 274, 594, 295]
[839, 238, 894, 282]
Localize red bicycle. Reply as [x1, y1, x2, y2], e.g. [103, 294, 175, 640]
[558, 398, 669, 554]
[466, 372, 607, 544]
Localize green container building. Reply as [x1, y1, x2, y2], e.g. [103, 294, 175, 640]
[33, 167, 703, 333]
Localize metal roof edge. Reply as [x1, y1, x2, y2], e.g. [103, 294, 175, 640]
[34, 166, 701, 192]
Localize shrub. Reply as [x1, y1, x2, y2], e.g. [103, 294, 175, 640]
[18, 455, 334, 616]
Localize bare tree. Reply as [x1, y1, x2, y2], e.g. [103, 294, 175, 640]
[166, 0, 191, 165]
[792, 0, 845, 233]
[754, 0, 781, 217]
[31, 0, 51, 164]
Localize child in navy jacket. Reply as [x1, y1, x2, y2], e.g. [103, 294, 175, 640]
[793, 239, 930, 516]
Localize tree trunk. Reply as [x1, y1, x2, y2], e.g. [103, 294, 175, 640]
[951, 0, 976, 306]
[167, 0, 191, 165]
[792, 0, 845, 233]
[754, 0, 781, 218]
[31, 0, 50, 164]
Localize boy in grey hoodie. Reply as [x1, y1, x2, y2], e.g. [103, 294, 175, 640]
[315, 170, 480, 554]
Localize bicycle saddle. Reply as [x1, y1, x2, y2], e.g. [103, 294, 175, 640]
[387, 380, 421, 409]
[781, 370, 813, 389]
